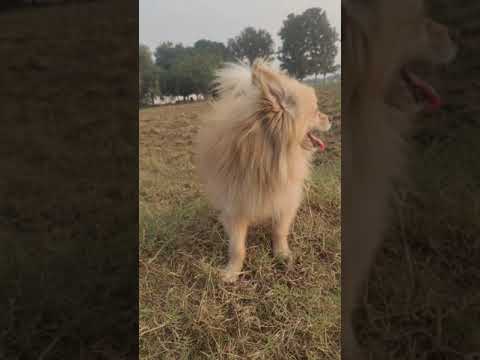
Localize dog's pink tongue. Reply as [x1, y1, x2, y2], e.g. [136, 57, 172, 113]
[308, 133, 326, 152]
[405, 70, 442, 112]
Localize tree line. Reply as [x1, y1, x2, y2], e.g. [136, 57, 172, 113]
[139, 7, 339, 105]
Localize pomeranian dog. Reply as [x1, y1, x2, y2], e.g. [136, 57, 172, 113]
[195, 59, 331, 282]
[342, 0, 457, 358]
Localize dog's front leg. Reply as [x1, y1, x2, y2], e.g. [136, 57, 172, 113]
[343, 187, 389, 359]
[220, 213, 248, 282]
[272, 205, 299, 265]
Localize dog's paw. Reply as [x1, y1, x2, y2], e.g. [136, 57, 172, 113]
[220, 268, 240, 283]
[273, 249, 294, 269]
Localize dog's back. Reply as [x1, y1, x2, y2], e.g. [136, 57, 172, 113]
[195, 60, 313, 221]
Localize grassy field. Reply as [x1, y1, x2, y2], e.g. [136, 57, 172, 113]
[356, 124, 480, 359]
[139, 83, 341, 359]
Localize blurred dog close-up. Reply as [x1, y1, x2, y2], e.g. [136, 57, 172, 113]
[342, 0, 456, 358]
[195, 59, 331, 282]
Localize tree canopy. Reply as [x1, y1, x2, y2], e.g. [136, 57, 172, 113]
[139, 8, 339, 105]
[278, 8, 339, 80]
[139, 40, 230, 105]
[227, 27, 274, 65]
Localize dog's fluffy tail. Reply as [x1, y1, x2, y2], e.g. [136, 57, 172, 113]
[213, 59, 275, 100]
[213, 61, 252, 99]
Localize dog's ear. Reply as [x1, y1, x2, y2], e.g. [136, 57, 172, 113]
[251, 60, 294, 114]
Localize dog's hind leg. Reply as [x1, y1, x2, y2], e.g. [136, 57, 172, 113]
[220, 213, 248, 282]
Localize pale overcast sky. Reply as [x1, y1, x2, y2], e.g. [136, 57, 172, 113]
[139, 0, 341, 64]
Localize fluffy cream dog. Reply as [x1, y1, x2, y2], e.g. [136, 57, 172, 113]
[342, 0, 457, 358]
[195, 59, 331, 282]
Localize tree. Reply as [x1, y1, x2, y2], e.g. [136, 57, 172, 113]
[278, 8, 339, 80]
[227, 27, 274, 65]
[139, 44, 160, 105]
[194, 39, 232, 61]
[170, 51, 224, 96]
[302, 8, 339, 81]
[154, 42, 188, 71]
[151, 42, 224, 97]
[150, 40, 229, 97]
[278, 14, 310, 79]
[139, 44, 153, 76]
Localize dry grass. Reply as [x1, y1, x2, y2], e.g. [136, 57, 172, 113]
[356, 123, 480, 359]
[139, 83, 341, 359]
